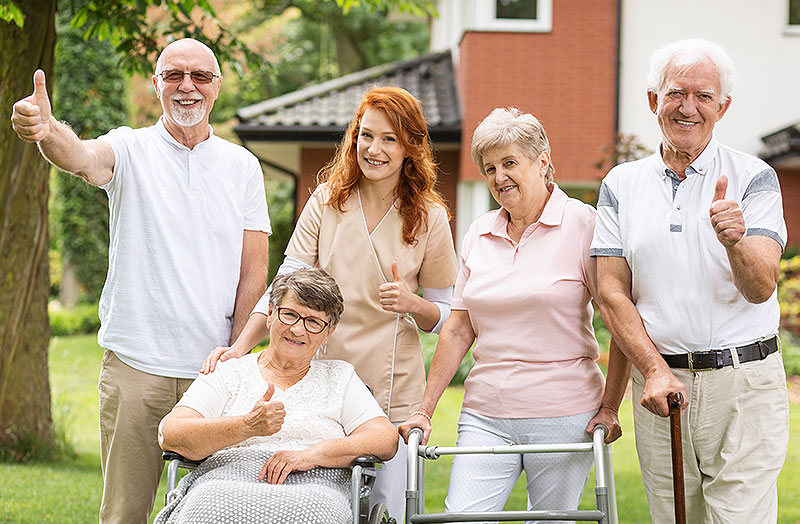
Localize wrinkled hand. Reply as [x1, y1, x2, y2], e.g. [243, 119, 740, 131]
[398, 413, 432, 445]
[640, 369, 687, 417]
[709, 175, 745, 248]
[11, 69, 52, 143]
[201, 344, 247, 374]
[585, 407, 622, 444]
[259, 449, 316, 484]
[379, 261, 417, 314]
[243, 384, 285, 437]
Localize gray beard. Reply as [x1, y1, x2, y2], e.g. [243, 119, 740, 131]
[172, 101, 206, 127]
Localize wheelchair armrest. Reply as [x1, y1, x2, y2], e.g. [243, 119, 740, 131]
[161, 450, 205, 468]
[353, 455, 382, 469]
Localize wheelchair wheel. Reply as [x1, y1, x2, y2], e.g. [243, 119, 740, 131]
[367, 503, 395, 524]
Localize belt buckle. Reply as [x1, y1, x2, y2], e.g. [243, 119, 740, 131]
[688, 349, 723, 372]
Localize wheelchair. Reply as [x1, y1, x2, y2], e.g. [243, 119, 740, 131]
[404, 425, 619, 524]
[162, 451, 396, 524]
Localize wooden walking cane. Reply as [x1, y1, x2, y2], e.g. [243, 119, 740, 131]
[668, 392, 686, 524]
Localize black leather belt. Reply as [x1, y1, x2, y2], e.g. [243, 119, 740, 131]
[660, 336, 779, 372]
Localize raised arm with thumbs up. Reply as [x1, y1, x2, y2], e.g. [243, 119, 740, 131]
[10, 69, 115, 186]
[378, 260, 442, 331]
[709, 174, 745, 247]
[11, 69, 52, 143]
[709, 174, 781, 303]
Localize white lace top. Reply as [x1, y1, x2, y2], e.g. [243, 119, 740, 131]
[176, 354, 387, 451]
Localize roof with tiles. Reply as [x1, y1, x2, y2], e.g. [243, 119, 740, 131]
[234, 50, 461, 142]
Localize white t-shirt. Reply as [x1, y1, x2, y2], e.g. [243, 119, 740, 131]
[177, 355, 387, 451]
[591, 137, 785, 355]
[97, 118, 271, 377]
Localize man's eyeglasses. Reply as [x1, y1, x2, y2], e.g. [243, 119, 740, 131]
[276, 307, 329, 334]
[157, 70, 221, 85]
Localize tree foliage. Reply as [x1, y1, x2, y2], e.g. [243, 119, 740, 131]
[213, 0, 430, 121]
[50, 2, 129, 303]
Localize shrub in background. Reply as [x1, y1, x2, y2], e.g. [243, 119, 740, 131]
[50, 304, 100, 336]
[49, 5, 128, 303]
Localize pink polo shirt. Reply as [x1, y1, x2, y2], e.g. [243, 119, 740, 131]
[454, 184, 605, 418]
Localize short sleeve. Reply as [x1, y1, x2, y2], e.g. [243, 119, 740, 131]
[741, 168, 787, 250]
[339, 368, 388, 434]
[285, 185, 325, 266]
[175, 364, 233, 418]
[451, 223, 477, 311]
[591, 176, 624, 258]
[418, 204, 458, 288]
[243, 155, 271, 234]
[579, 208, 599, 300]
[96, 126, 135, 194]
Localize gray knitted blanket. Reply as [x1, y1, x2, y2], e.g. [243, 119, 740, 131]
[155, 447, 352, 524]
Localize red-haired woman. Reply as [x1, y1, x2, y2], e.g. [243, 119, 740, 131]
[202, 87, 458, 518]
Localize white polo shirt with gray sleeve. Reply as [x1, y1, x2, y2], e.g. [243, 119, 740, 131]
[97, 118, 271, 378]
[591, 137, 785, 356]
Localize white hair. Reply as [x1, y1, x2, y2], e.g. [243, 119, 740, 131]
[647, 38, 735, 102]
[155, 38, 221, 75]
[470, 107, 555, 183]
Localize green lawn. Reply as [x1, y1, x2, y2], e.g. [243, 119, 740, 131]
[0, 333, 798, 523]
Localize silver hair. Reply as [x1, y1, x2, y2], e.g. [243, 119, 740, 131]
[647, 38, 735, 103]
[470, 107, 555, 183]
[154, 38, 221, 76]
[269, 268, 344, 327]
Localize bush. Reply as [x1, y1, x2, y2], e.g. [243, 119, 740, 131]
[420, 332, 474, 387]
[779, 256, 800, 338]
[49, 304, 101, 336]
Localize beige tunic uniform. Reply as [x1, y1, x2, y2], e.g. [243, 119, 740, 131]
[286, 183, 458, 421]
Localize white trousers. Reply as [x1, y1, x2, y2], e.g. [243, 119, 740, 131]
[632, 351, 789, 524]
[444, 409, 597, 524]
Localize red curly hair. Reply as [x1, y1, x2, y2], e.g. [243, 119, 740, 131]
[317, 86, 447, 245]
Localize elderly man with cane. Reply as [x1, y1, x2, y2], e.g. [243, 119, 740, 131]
[11, 38, 270, 523]
[592, 38, 789, 523]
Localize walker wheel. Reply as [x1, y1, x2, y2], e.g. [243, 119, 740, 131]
[367, 503, 393, 524]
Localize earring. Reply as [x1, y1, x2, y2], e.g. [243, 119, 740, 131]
[319, 342, 328, 354]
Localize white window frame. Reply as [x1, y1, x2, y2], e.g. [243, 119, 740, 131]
[785, 0, 800, 35]
[473, 0, 553, 33]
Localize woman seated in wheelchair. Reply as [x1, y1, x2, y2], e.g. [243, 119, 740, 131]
[155, 268, 398, 524]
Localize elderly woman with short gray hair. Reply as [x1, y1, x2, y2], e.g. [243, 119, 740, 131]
[156, 268, 397, 523]
[399, 107, 630, 518]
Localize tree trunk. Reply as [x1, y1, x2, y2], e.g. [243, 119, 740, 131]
[0, 0, 57, 456]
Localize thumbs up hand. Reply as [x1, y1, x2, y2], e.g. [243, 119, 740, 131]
[243, 383, 286, 437]
[11, 69, 53, 143]
[709, 175, 745, 247]
[378, 261, 416, 314]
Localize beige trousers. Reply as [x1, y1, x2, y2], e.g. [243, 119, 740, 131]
[632, 351, 789, 524]
[98, 351, 194, 524]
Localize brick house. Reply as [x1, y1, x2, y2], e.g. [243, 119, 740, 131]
[235, 0, 800, 248]
[235, 0, 619, 244]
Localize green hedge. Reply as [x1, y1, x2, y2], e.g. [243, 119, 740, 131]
[50, 304, 100, 336]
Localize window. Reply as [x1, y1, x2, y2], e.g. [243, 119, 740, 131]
[787, 0, 800, 34]
[496, 0, 539, 20]
[791, 0, 800, 25]
[470, 0, 552, 33]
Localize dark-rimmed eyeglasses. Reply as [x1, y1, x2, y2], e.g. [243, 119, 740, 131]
[157, 69, 221, 84]
[276, 307, 329, 334]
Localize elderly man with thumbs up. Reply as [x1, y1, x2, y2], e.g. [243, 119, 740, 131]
[592, 38, 788, 524]
[11, 38, 270, 524]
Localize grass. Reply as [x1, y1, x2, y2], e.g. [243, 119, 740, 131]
[0, 333, 798, 523]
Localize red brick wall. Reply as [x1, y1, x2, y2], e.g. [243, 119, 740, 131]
[297, 146, 459, 239]
[456, 0, 618, 183]
[298, 147, 334, 213]
[778, 168, 800, 249]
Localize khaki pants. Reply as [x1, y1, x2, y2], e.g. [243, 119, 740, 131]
[98, 351, 194, 524]
[632, 351, 789, 524]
